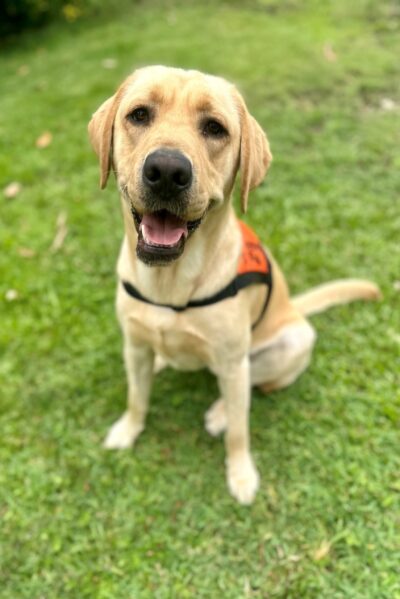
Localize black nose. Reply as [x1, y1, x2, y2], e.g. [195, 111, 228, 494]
[142, 149, 192, 196]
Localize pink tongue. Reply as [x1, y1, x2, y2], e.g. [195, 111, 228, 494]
[141, 212, 188, 246]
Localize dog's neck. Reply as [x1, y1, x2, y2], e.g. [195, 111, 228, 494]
[117, 199, 242, 306]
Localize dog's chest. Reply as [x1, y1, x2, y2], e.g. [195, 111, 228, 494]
[127, 308, 210, 370]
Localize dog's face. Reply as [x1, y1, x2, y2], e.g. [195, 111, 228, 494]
[89, 66, 271, 265]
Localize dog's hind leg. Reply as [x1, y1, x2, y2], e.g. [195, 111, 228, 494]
[205, 398, 227, 437]
[154, 354, 168, 374]
[251, 319, 316, 393]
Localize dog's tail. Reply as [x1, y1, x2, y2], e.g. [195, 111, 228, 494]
[292, 279, 381, 317]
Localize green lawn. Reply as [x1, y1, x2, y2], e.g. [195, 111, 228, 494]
[1, 1, 399, 597]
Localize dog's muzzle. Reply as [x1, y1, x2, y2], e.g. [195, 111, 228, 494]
[130, 205, 203, 267]
[123, 148, 203, 266]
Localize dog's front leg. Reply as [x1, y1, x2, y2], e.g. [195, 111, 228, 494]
[218, 356, 259, 505]
[104, 337, 154, 449]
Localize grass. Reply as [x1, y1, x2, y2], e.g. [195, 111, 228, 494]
[1, 0, 400, 597]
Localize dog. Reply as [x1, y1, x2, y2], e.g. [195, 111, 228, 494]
[88, 65, 380, 504]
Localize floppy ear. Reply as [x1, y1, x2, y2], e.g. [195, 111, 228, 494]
[88, 89, 124, 189]
[238, 101, 272, 213]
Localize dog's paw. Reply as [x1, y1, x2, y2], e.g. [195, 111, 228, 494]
[227, 455, 260, 505]
[204, 398, 227, 436]
[103, 411, 144, 449]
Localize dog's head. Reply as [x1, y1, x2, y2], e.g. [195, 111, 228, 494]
[88, 66, 271, 265]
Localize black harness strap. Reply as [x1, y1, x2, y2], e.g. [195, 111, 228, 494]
[122, 253, 273, 330]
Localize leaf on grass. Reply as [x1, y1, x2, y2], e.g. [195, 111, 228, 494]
[17, 65, 30, 76]
[287, 554, 302, 562]
[50, 211, 68, 252]
[323, 43, 337, 62]
[102, 58, 118, 69]
[243, 576, 251, 597]
[380, 98, 396, 112]
[5, 289, 19, 301]
[313, 540, 331, 561]
[18, 247, 36, 258]
[36, 131, 53, 149]
[4, 182, 22, 198]
[62, 3, 82, 22]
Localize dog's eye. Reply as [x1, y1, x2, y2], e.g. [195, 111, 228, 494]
[127, 107, 151, 124]
[202, 119, 227, 138]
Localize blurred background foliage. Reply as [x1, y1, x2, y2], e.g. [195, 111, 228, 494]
[0, 0, 131, 37]
[1, 0, 400, 40]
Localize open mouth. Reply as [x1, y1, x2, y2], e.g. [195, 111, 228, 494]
[131, 207, 202, 265]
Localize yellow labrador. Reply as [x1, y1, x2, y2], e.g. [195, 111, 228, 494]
[89, 66, 380, 504]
